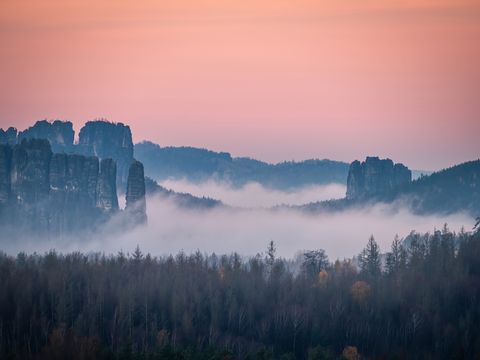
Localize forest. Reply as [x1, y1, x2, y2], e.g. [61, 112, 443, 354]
[0, 221, 479, 360]
[134, 141, 349, 189]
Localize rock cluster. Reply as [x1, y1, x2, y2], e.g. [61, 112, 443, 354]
[18, 120, 75, 153]
[0, 139, 119, 234]
[346, 156, 412, 200]
[1, 120, 134, 192]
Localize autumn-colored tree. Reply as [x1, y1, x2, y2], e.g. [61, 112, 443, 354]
[342, 346, 360, 360]
[350, 280, 371, 304]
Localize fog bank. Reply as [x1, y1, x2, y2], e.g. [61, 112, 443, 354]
[159, 179, 346, 207]
[2, 195, 473, 260]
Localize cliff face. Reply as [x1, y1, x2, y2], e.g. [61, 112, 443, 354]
[18, 120, 75, 153]
[11, 139, 53, 206]
[78, 121, 133, 191]
[10, 139, 53, 230]
[96, 158, 119, 212]
[126, 160, 147, 224]
[0, 145, 12, 204]
[346, 157, 412, 200]
[0, 139, 120, 234]
[49, 153, 101, 234]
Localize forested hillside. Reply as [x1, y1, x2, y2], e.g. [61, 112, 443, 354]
[388, 159, 480, 214]
[135, 141, 349, 189]
[1, 223, 479, 359]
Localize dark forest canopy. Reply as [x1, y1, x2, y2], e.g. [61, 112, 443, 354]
[1, 223, 480, 359]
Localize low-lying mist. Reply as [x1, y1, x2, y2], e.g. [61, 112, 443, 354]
[2, 194, 474, 260]
[159, 179, 346, 207]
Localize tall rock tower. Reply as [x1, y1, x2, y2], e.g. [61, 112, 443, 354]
[78, 121, 134, 192]
[0, 145, 12, 204]
[126, 160, 147, 224]
[96, 158, 119, 212]
[10, 139, 53, 230]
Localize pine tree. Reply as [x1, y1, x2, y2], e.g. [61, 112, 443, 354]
[266, 240, 276, 267]
[358, 235, 381, 277]
[302, 249, 329, 278]
[385, 235, 406, 275]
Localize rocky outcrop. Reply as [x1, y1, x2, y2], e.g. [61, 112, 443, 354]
[126, 160, 147, 224]
[393, 163, 412, 188]
[0, 120, 149, 236]
[49, 153, 101, 234]
[2, 120, 135, 193]
[96, 158, 119, 212]
[346, 157, 412, 200]
[10, 139, 53, 230]
[18, 120, 75, 153]
[0, 145, 12, 204]
[78, 121, 133, 191]
[11, 139, 53, 206]
[0, 127, 17, 146]
[0, 139, 122, 234]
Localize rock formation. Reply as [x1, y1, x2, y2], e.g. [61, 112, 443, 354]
[9, 139, 53, 230]
[0, 139, 122, 235]
[0, 145, 12, 204]
[0, 127, 17, 146]
[96, 158, 119, 212]
[49, 153, 101, 234]
[126, 160, 147, 224]
[346, 156, 412, 200]
[17, 120, 75, 153]
[2, 120, 135, 193]
[0, 119, 149, 236]
[78, 121, 134, 191]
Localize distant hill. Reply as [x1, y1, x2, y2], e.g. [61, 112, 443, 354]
[302, 159, 480, 216]
[387, 159, 480, 215]
[135, 141, 349, 189]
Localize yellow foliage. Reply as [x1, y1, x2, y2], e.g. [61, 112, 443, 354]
[318, 270, 329, 284]
[342, 346, 361, 360]
[219, 267, 225, 281]
[350, 281, 371, 304]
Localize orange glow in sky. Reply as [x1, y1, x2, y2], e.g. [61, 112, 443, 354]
[1, 0, 479, 169]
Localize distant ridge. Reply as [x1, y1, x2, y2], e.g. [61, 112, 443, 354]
[135, 141, 349, 189]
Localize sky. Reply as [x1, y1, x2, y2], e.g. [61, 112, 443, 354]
[0, 0, 479, 170]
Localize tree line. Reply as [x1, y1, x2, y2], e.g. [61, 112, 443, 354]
[0, 222, 479, 359]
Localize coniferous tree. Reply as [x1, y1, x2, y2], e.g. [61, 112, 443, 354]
[301, 249, 328, 278]
[358, 235, 381, 277]
[385, 235, 406, 275]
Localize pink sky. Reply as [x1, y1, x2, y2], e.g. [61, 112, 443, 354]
[1, 0, 479, 170]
